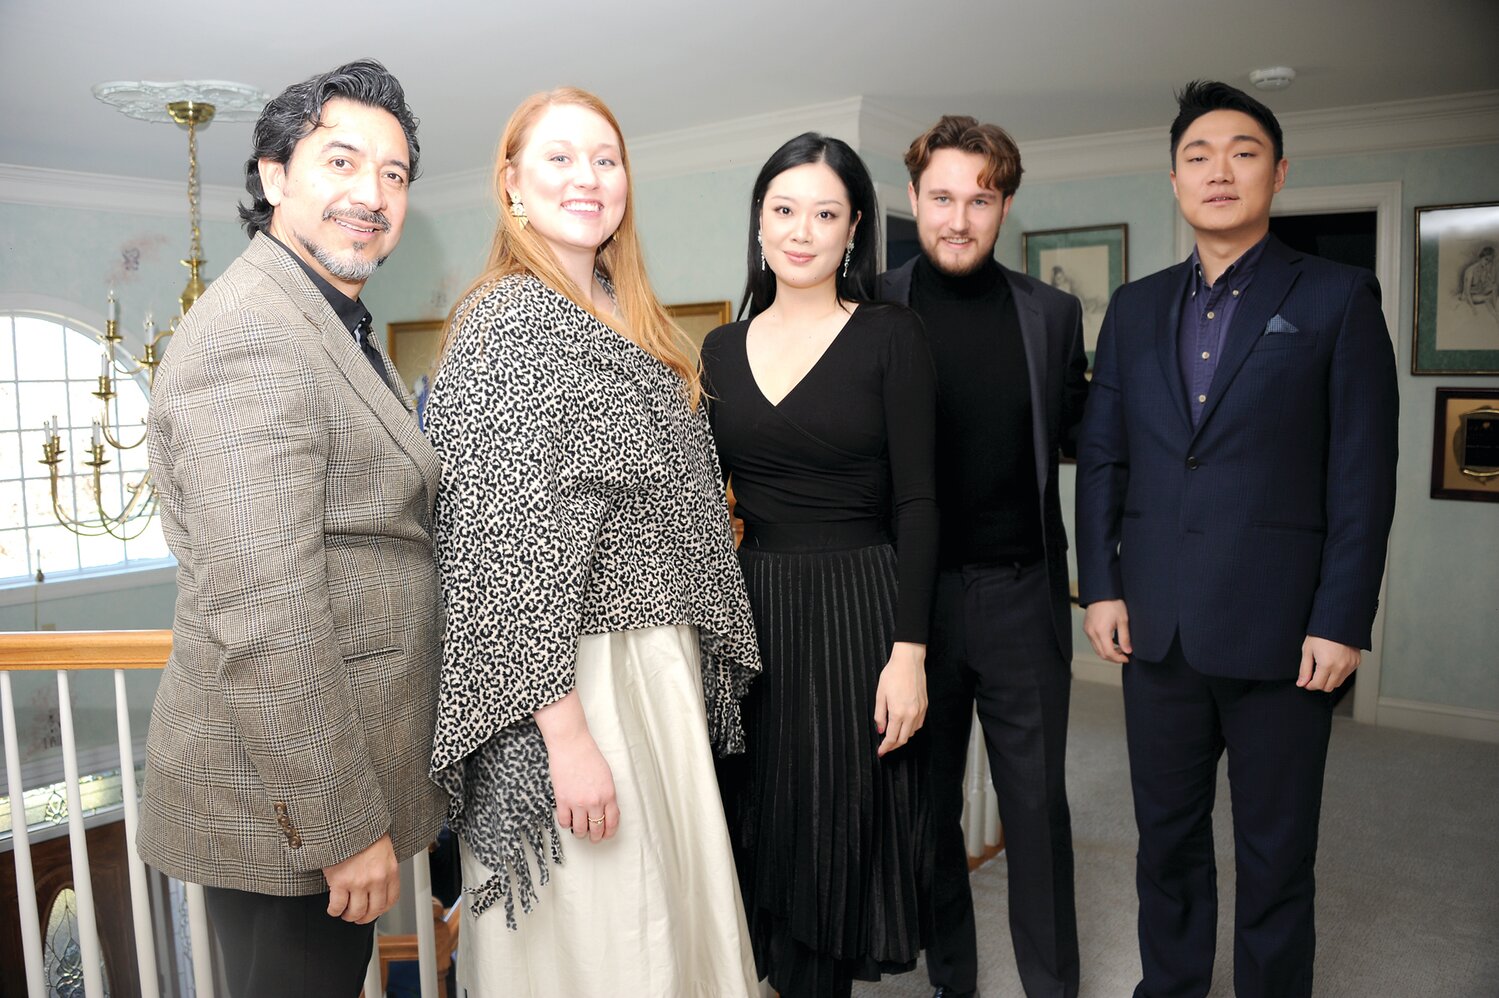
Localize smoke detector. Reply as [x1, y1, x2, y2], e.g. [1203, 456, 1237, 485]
[1249, 67, 1296, 91]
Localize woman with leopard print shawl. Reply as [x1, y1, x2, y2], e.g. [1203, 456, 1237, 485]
[425, 88, 762, 996]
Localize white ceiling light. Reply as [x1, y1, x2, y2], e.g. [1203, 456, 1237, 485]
[1249, 66, 1297, 91]
[92, 79, 266, 122]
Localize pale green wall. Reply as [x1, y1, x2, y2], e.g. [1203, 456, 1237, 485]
[3, 136, 1496, 716]
[0, 201, 248, 338]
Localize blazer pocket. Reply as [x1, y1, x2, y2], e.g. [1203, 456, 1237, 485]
[1121, 510, 1142, 519]
[342, 645, 401, 665]
[1255, 332, 1313, 351]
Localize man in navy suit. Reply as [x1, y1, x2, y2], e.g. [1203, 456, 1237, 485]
[881, 115, 1089, 998]
[1075, 81, 1398, 998]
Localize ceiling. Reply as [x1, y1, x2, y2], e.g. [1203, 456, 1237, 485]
[3, 0, 1497, 191]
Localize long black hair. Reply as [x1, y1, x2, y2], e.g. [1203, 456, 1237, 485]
[738, 132, 881, 319]
[239, 59, 420, 238]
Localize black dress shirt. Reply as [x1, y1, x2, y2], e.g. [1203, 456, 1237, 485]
[264, 232, 393, 393]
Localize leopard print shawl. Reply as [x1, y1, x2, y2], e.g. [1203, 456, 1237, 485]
[425, 274, 760, 926]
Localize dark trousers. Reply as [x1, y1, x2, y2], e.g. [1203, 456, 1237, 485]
[203, 885, 375, 998]
[925, 563, 1080, 997]
[1123, 638, 1334, 998]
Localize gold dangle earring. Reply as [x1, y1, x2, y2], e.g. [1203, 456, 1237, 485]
[510, 191, 528, 230]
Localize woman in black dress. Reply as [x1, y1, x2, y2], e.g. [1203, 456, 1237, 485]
[702, 133, 939, 998]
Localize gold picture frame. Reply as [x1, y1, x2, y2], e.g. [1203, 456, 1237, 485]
[387, 319, 446, 397]
[666, 300, 733, 349]
[1430, 387, 1499, 503]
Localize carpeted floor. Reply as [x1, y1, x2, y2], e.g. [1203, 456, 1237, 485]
[855, 678, 1499, 997]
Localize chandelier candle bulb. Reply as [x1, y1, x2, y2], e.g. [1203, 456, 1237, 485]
[107, 292, 118, 323]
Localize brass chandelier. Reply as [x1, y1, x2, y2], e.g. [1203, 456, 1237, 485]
[37, 81, 264, 538]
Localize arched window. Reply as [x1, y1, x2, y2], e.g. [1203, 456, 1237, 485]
[0, 310, 169, 584]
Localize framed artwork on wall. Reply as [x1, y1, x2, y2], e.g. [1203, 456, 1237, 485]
[1412, 202, 1499, 375]
[666, 300, 733, 349]
[1022, 223, 1128, 365]
[1430, 387, 1499, 503]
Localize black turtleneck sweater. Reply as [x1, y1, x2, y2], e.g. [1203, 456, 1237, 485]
[909, 256, 1043, 568]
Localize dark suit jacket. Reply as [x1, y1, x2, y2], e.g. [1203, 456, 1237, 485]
[1075, 235, 1398, 679]
[880, 258, 1089, 654]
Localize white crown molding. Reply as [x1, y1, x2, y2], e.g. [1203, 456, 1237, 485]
[7, 91, 1496, 218]
[0, 163, 243, 222]
[628, 95, 865, 181]
[1020, 89, 1499, 184]
[855, 99, 933, 163]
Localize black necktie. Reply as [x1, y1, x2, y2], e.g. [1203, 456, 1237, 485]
[354, 314, 395, 394]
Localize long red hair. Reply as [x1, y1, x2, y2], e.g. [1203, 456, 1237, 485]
[444, 88, 699, 407]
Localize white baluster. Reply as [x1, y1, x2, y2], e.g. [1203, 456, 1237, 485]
[186, 881, 215, 996]
[57, 670, 105, 997]
[115, 669, 159, 997]
[365, 943, 383, 997]
[963, 705, 987, 857]
[2, 671, 45, 998]
[412, 853, 438, 998]
[983, 776, 1002, 850]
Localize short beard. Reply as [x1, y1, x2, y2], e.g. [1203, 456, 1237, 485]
[300, 234, 385, 282]
[299, 207, 392, 283]
[922, 241, 990, 278]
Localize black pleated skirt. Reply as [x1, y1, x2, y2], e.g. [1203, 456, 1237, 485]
[719, 535, 930, 997]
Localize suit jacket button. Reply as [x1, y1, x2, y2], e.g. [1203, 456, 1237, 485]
[1186, 456, 1200, 469]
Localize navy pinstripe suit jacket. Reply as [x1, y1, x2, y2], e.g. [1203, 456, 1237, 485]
[1075, 235, 1398, 679]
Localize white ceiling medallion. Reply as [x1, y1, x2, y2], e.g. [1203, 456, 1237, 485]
[1249, 67, 1297, 92]
[92, 80, 267, 122]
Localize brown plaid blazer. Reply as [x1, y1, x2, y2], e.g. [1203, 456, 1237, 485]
[137, 234, 447, 896]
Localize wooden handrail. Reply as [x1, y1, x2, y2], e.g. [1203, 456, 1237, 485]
[0, 630, 172, 671]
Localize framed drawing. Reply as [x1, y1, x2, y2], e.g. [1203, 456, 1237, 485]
[666, 300, 733, 349]
[1412, 202, 1499, 375]
[1022, 223, 1128, 364]
[1430, 387, 1499, 503]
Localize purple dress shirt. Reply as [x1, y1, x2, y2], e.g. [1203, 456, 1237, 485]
[1178, 234, 1270, 426]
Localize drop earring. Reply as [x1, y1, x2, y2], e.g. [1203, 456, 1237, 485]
[757, 230, 765, 272]
[842, 238, 854, 278]
[510, 191, 528, 230]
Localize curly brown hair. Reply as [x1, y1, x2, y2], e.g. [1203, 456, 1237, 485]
[903, 114, 1023, 198]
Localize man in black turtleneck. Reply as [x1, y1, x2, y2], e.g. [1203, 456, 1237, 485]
[880, 116, 1089, 998]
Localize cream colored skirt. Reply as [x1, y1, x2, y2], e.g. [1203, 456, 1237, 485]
[457, 624, 758, 997]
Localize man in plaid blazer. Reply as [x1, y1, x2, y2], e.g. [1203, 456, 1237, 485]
[1076, 81, 1398, 998]
[138, 60, 446, 996]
